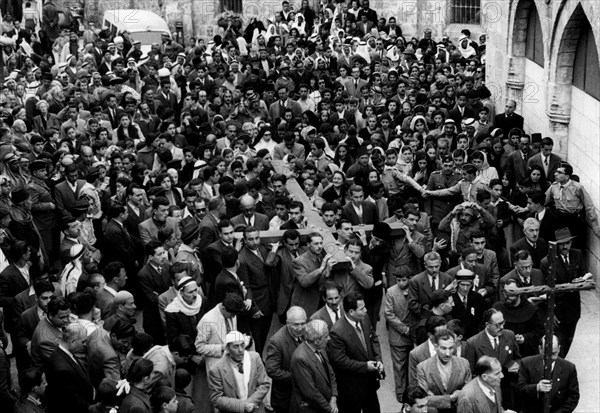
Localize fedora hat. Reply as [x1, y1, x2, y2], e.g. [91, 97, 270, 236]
[554, 227, 576, 244]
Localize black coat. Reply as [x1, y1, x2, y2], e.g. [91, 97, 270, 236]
[45, 347, 94, 413]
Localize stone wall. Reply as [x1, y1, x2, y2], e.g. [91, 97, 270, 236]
[483, 0, 600, 284]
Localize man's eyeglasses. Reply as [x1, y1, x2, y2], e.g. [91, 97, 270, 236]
[195, 208, 207, 213]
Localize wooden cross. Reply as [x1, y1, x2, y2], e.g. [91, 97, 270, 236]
[504, 242, 595, 413]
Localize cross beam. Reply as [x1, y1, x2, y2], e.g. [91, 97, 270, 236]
[503, 242, 595, 413]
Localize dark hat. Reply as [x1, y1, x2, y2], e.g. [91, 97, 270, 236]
[11, 187, 30, 203]
[70, 200, 89, 217]
[236, 133, 251, 143]
[109, 76, 125, 85]
[256, 148, 270, 159]
[372, 222, 391, 242]
[42, 72, 53, 81]
[86, 167, 101, 182]
[554, 227, 576, 244]
[356, 145, 369, 157]
[219, 181, 235, 196]
[30, 159, 48, 172]
[455, 269, 475, 281]
[461, 163, 477, 174]
[180, 218, 200, 243]
[166, 159, 182, 170]
[531, 133, 542, 143]
[247, 177, 263, 190]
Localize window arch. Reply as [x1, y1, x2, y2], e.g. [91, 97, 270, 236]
[573, 19, 600, 100]
[525, 6, 544, 66]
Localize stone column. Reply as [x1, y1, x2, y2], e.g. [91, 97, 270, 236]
[506, 78, 524, 110]
[545, 111, 571, 158]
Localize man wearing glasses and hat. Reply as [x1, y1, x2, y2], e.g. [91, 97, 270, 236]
[540, 227, 587, 357]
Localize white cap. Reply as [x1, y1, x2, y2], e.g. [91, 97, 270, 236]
[225, 331, 247, 345]
[157, 68, 170, 77]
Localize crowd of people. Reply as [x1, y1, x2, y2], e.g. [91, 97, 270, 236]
[0, 0, 594, 412]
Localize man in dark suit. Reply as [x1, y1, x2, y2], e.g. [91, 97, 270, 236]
[407, 251, 453, 322]
[509, 218, 548, 269]
[291, 233, 336, 317]
[328, 292, 382, 413]
[137, 241, 171, 345]
[500, 250, 545, 289]
[155, 80, 178, 115]
[517, 335, 579, 413]
[464, 309, 521, 410]
[268, 85, 302, 121]
[526, 191, 559, 242]
[310, 281, 344, 330]
[527, 137, 562, 183]
[0, 245, 32, 340]
[206, 221, 238, 303]
[265, 306, 306, 413]
[342, 185, 379, 225]
[540, 228, 586, 358]
[96, 262, 127, 319]
[103, 204, 141, 280]
[14, 280, 55, 371]
[274, 229, 306, 324]
[45, 323, 94, 413]
[446, 247, 497, 304]
[505, 135, 534, 185]
[448, 91, 475, 131]
[124, 183, 148, 240]
[231, 195, 270, 231]
[290, 319, 338, 413]
[54, 164, 87, 220]
[238, 227, 278, 355]
[197, 197, 226, 251]
[451, 270, 487, 340]
[493, 99, 524, 137]
[416, 329, 471, 413]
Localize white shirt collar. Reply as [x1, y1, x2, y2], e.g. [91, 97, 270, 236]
[427, 339, 437, 357]
[326, 305, 340, 323]
[477, 378, 496, 402]
[485, 330, 498, 347]
[104, 285, 117, 296]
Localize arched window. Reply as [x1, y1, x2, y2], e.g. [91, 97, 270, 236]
[573, 19, 600, 100]
[525, 6, 544, 66]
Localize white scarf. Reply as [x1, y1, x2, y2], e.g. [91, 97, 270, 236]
[165, 291, 202, 317]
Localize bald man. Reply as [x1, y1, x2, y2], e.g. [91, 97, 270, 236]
[266, 307, 307, 413]
[46, 323, 94, 413]
[103, 291, 137, 332]
[231, 195, 269, 230]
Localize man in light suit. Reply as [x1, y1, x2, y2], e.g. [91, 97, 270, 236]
[408, 316, 447, 387]
[265, 307, 307, 413]
[208, 331, 271, 413]
[342, 185, 379, 225]
[231, 195, 270, 231]
[45, 323, 94, 413]
[138, 196, 181, 246]
[290, 319, 338, 413]
[291, 233, 337, 317]
[195, 293, 247, 413]
[31, 297, 71, 368]
[87, 319, 135, 388]
[416, 329, 471, 413]
[517, 335, 579, 413]
[407, 251, 453, 322]
[344, 67, 369, 99]
[327, 292, 382, 413]
[238, 226, 278, 355]
[310, 281, 344, 330]
[273, 133, 306, 162]
[527, 137, 562, 182]
[464, 309, 521, 410]
[96, 262, 127, 319]
[457, 356, 512, 413]
[384, 272, 416, 403]
[268, 85, 302, 122]
[540, 228, 585, 357]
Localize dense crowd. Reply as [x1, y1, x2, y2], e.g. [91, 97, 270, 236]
[0, 0, 593, 412]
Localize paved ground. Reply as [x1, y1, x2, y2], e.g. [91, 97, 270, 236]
[8, 291, 599, 412]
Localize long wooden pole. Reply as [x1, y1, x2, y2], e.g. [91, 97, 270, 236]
[543, 241, 557, 413]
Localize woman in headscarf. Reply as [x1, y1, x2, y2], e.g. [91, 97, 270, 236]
[470, 149, 498, 187]
[291, 13, 307, 36]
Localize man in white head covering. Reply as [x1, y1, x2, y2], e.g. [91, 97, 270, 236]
[208, 331, 271, 413]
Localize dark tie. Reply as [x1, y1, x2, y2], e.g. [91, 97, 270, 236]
[493, 337, 498, 350]
[237, 362, 244, 374]
[315, 350, 330, 379]
[355, 321, 367, 351]
[544, 157, 549, 166]
[431, 276, 437, 291]
[334, 310, 339, 322]
[212, 186, 216, 196]
[42, 116, 47, 130]
[563, 256, 570, 273]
